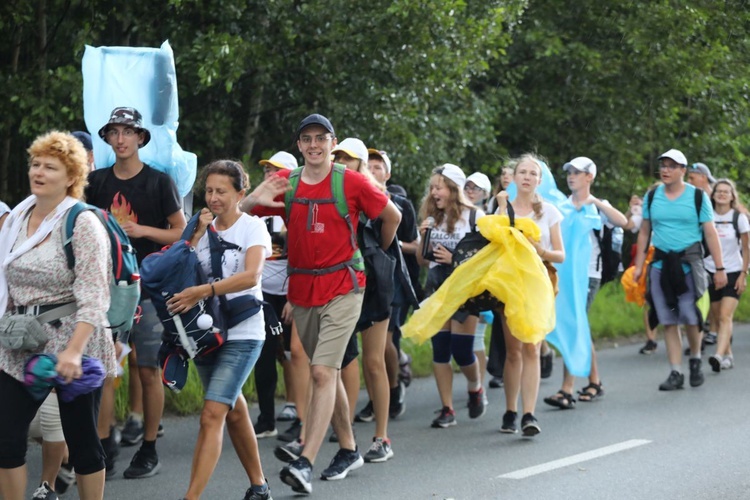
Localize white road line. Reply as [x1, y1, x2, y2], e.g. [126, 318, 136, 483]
[497, 439, 652, 480]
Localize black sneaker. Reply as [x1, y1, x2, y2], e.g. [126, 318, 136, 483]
[120, 416, 144, 447]
[489, 376, 504, 389]
[468, 388, 486, 419]
[277, 418, 301, 443]
[689, 358, 704, 387]
[389, 382, 406, 419]
[500, 410, 517, 434]
[123, 449, 161, 479]
[639, 340, 658, 355]
[31, 481, 57, 500]
[274, 439, 304, 463]
[540, 351, 554, 379]
[253, 418, 278, 439]
[521, 413, 541, 437]
[709, 354, 722, 373]
[280, 457, 313, 495]
[355, 401, 375, 422]
[658, 370, 685, 391]
[703, 331, 717, 345]
[277, 403, 298, 422]
[55, 462, 76, 494]
[243, 481, 272, 500]
[320, 447, 364, 481]
[431, 406, 456, 428]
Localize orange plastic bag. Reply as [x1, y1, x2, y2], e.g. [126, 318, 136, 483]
[621, 246, 654, 307]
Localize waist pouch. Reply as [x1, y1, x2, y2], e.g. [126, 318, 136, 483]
[0, 303, 77, 351]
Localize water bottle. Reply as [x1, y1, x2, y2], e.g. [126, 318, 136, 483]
[422, 217, 436, 261]
[611, 227, 624, 255]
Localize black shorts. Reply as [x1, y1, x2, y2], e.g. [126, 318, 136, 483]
[341, 332, 359, 368]
[708, 271, 742, 302]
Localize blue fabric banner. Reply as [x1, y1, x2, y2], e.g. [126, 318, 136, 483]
[82, 41, 197, 197]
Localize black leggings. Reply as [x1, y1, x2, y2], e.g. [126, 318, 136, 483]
[0, 371, 104, 474]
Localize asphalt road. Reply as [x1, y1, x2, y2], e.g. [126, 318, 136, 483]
[26, 325, 750, 500]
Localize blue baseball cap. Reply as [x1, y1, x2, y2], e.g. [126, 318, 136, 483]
[71, 131, 93, 152]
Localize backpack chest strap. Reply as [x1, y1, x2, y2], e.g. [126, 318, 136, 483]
[290, 196, 336, 232]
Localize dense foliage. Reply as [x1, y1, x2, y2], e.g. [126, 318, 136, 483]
[2, 0, 749, 210]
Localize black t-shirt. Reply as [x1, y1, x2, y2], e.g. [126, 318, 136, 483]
[85, 164, 182, 265]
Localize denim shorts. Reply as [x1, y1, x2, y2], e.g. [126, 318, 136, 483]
[194, 339, 264, 408]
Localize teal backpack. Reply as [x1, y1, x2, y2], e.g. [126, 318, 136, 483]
[62, 202, 141, 338]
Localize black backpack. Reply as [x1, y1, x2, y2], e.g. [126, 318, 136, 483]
[451, 206, 516, 312]
[593, 224, 623, 286]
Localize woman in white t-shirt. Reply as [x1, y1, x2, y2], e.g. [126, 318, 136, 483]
[704, 179, 749, 371]
[417, 164, 486, 429]
[168, 160, 273, 500]
[494, 154, 564, 437]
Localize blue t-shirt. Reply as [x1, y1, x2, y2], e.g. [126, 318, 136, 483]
[643, 184, 712, 270]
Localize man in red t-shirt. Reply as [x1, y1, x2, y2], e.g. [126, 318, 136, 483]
[241, 114, 401, 494]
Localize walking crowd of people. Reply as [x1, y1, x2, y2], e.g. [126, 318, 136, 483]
[0, 109, 746, 499]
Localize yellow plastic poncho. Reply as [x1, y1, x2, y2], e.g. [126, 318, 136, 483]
[401, 214, 555, 345]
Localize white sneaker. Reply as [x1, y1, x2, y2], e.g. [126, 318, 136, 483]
[720, 356, 734, 370]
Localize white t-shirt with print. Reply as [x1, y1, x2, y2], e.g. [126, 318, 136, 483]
[427, 207, 485, 269]
[195, 213, 272, 341]
[514, 201, 563, 252]
[704, 208, 749, 273]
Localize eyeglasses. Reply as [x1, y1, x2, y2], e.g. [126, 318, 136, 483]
[659, 162, 684, 171]
[299, 134, 332, 145]
[463, 184, 484, 193]
[105, 128, 137, 139]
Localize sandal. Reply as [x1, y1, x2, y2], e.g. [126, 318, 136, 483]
[577, 382, 604, 402]
[543, 390, 576, 410]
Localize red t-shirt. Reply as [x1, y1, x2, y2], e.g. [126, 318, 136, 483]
[253, 166, 388, 307]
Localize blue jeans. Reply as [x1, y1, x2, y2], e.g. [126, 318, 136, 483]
[194, 339, 264, 408]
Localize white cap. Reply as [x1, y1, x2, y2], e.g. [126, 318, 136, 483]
[259, 151, 298, 170]
[466, 172, 492, 192]
[332, 138, 368, 161]
[437, 163, 466, 190]
[562, 156, 597, 179]
[658, 149, 687, 167]
[368, 148, 392, 174]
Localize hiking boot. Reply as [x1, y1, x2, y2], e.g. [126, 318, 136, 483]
[659, 370, 684, 391]
[431, 406, 456, 428]
[355, 401, 375, 423]
[389, 382, 406, 419]
[280, 457, 313, 495]
[399, 351, 413, 387]
[489, 376, 503, 389]
[32, 481, 57, 500]
[500, 410, 518, 434]
[540, 351, 554, 379]
[689, 358, 704, 387]
[639, 339, 658, 355]
[123, 449, 161, 479]
[120, 415, 144, 446]
[277, 418, 301, 443]
[275, 439, 304, 463]
[320, 447, 364, 480]
[254, 418, 278, 439]
[468, 388, 486, 419]
[243, 481, 272, 500]
[709, 354, 722, 373]
[55, 462, 75, 494]
[364, 437, 394, 463]
[277, 403, 297, 422]
[521, 413, 541, 437]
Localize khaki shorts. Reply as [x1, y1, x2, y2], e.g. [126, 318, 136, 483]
[292, 292, 364, 369]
